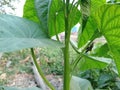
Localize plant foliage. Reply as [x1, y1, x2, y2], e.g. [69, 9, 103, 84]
[0, 0, 120, 90]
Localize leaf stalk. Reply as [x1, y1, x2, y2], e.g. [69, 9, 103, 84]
[31, 48, 55, 90]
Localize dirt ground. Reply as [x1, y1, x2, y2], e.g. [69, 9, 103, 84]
[0, 54, 63, 90]
[4, 73, 63, 90]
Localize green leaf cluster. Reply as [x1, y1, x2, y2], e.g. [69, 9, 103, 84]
[79, 67, 120, 90]
[77, 1, 120, 76]
[1, 0, 120, 90]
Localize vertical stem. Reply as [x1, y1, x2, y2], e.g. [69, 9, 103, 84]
[63, 0, 71, 90]
[54, 15, 60, 41]
[64, 34, 71, 90]
[31, 48, 55, 90]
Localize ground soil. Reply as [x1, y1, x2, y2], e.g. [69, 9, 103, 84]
[5, 73, 63, 90]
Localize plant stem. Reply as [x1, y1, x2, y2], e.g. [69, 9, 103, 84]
[70, 41, 80, 54]
[30, 48, 55, 90]
[72, 55, 82, 70]
[70, 30, 99, 69]
[63, 0, 71, 90]
[54, 15, 60, 41]
[64, 34, 71, 90]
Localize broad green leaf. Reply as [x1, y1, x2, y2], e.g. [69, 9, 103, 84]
[48, 0, 65, 37]
[23, 0, 40, 23]
[78, 0, 106, 48]
[78, 17, 99, 48]
[109, 45, 120, 74]
[93, 4, 120, 74]
[69, 4, 81, 30]
[0, 86, 41, 90]
[35, 0, 50, 32]
[70, 76, 93, 90]
[80, 0, 90, 30]
[116, 0, 120, 2]
[80, 0, 106, 27]
[0, 15, 63, 53]
[83, 55, 112, 64]
[91, 0, 106, 13]
[98, 74, 113, 88]
[77, 54, 108, 71]
[48, 1, 80, 37]
[91, 43, 110, 58]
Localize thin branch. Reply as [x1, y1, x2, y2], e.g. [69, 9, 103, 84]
[30, 48, 55, 90]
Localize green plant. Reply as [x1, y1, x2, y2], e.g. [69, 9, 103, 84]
[0, 0, 120, 90]
[79, 65, 120, 90]
[37, 48, 64, 75]
[0, 79, 7, 86]
[1, 50, 33, 75]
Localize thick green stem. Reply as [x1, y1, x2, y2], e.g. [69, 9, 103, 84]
[64, 35, 71, 90]
[63, 0, 71, 90]
[30, 48, 55, 90]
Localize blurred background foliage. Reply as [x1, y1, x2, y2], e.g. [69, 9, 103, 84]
[0, 0, 19, 14]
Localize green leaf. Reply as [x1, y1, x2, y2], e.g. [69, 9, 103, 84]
[78, 0, 106, 48]
[23, 0, 40, 23]
[93, 4, 120, 74]
[79, 0, 106, 31]
[48, 0, 65, 37]
[116, 81, 120, 89]
[116, 0, 120, 2]
[80, 0, 91, 30]
[91, 43, 110, 58]
[48, 1, 81, 37]
[109, 46, 120, 74]
[97, 74, 113, 88]
[69, 4, 81, 30]
[78, 54, 109, 71]
[78, 17, 99, 48]
[91, 0, 106, 13]
[83, 55, 112, 64]
[70, 76, 93, 90]
[35, 0, 50, 32]
[0, 15, 63, 53]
